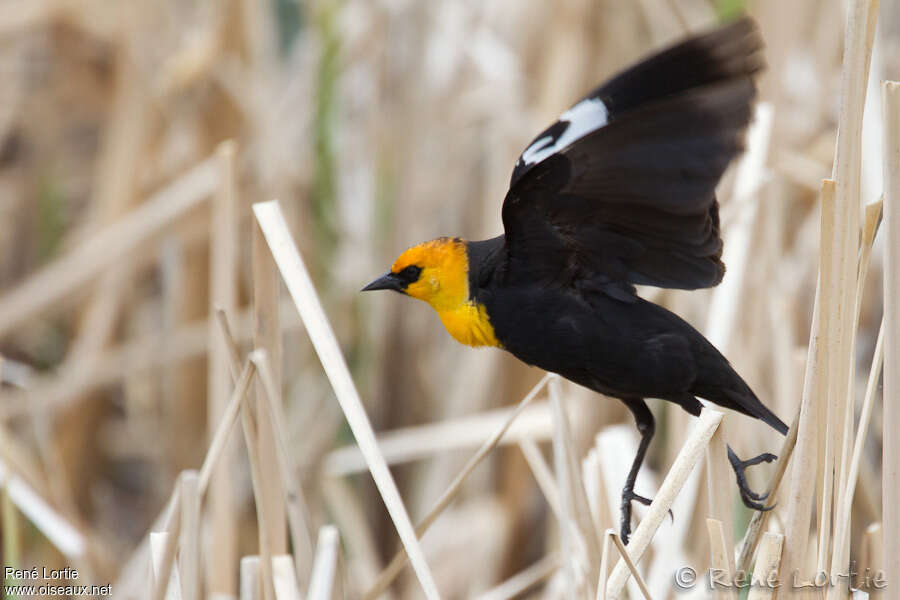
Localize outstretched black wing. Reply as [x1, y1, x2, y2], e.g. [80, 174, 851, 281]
[501, 17, 762, 299]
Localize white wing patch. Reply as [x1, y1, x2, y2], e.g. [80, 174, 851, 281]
[520, 97, 609, 166]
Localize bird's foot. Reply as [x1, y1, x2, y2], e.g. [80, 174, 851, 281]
[727, 445, 777, 511]
[619, 487, 653, 545]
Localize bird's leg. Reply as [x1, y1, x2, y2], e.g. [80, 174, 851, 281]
[620, 399, 655, 545]
[727, 445, 777, 511]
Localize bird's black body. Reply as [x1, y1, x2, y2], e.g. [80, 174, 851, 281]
[467, 235, 788, 437]
[364, 16, 787, 543]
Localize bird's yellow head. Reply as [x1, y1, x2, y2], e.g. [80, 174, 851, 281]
[362, 237, 469, 310]
[362, 237, 500, 347]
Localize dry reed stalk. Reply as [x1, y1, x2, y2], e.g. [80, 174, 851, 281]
[828, 318, 884, 598]
[155, 24, 221, 99]
[519, 438, 563, 518]
[215, 309, 243, 381]
[858, 523, 883, 593]
[321, 477, 389, 600]
[0, 155, 218, 337]
[780, 180, 833, 592]
[606, 410, 723, 599]
[819, 0, 879, 579]
[1, 480, 20, 583]
[253, 200, 439, 599]
[65, 32, 149, 373]
[150, 491, 183, 600]
[882, 79, 900, 595]
[598, 532, 612, 600]
[241, 396, 278, 600]
[307, 526, 341, 600]
[272, 555, 303, 600]
[326, 401, 553, 476]
[208, 141, 240, 596]
[197, 359, 257, 494]
[474, 553, 560, 600]
[0, 303, 302, 420]
[363, 374, 551, 599]
[0, 458, 86, 558]
[252, 219, 287, 556]
[600, 531, 651, 600]
[706, 518, 737, 600]
[117, 359, 256, 598]
[582, 449, 614, 540]
[706, 103, 774, 352]
[827, 199, 884, 597]
[735, 409, 800, 574]
[517, 436, 592, 567]
[252, 352, 315, 586]
[151, 531, 184, 600]
[241, 556, 262, 600]
[746, 532, 783, 600]
[705, 426, 734, 572]
[178, 471, 201, 600]
[549, 375, 601, 594]
[215, 316, 338, 593]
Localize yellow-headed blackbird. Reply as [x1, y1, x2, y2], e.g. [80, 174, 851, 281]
[363, 17, 787, 543]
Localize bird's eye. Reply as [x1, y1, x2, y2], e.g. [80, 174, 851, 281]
[396, 265, 422, 283]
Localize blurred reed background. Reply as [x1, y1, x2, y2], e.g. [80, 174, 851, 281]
[0, 0, 899, 599]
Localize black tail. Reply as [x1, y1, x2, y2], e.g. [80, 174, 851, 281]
[721, 388, 789, 436]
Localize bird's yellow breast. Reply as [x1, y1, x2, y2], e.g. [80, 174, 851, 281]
[437, 302, 501, 348]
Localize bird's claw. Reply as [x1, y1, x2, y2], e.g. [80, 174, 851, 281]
[620, 487, 672, 544]
[727, 445, 777, 511]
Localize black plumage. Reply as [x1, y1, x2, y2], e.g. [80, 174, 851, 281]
[367, 16, 787, 544]
[481, 18, 784, 541]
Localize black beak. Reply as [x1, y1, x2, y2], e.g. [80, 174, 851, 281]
[361, 272, 403, 292]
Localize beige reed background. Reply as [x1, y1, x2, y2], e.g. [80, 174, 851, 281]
[0, 0, 899, 599]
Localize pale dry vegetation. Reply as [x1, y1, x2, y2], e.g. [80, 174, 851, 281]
[0, 1, 899, 599]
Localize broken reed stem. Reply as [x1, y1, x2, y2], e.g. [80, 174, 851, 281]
[252, 218, 287, 556]
[706, 518, 737, 600]
[363, 374, 551, 599]
[746, 533, 784, 600]
[208, 140, 239, 596]
[178, 471, 201, 600]
[881, 79, 900, 594]
[253, 200, 439, 600]
[241, 395, 277, 600]
[307, 526, 340, 600]
[704, 425, 734, 576]
[151, 532, 184, 600]
[780, 180, 832, 590]
[606, 410, 724, 599]
[240, 556, 261, 600]
[151, 488, 183, 600]
[272, 555, 304, 600]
